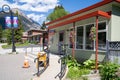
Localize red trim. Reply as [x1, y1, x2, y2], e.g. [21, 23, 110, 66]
[95, 16, 98, 71]
[46, 0, 115, 25]
[48, 10, 111, 29]
[116, 0, 120, 3]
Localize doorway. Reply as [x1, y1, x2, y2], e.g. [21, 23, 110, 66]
[58, 31, 64, 54]
[59, 31, 64, 42]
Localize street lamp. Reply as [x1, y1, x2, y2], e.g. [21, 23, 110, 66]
[2, 4, 16, 52]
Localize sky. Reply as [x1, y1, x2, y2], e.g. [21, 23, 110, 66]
[0, 0, 102, 25]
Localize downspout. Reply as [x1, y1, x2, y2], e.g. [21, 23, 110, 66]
[95, 16, 98, 71]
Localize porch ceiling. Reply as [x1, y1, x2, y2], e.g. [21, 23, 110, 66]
[48, 10, 111, 29]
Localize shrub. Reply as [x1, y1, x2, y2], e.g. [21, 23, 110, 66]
[67, 55, 81, 69]
[83, 59, 103, 69]
[83, 60, 95, 69]
[66, 56, 90, 79]
[31, 41, 38, 44]
[100, 62, 120, 80]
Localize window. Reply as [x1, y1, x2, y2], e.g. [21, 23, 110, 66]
[98, 22, 106, 48]
[75, 21, 106, 50]
[85, 24, 94, 50]
[59, 32, 64, 42]
[98, 22, 106, 30]
[76, 26, 83, 49]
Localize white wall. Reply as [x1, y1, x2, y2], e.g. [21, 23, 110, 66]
[111, 5, 120, 41]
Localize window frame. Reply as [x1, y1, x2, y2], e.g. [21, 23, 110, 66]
[76, 25, 84, 49]
[74, 20, 107, 51]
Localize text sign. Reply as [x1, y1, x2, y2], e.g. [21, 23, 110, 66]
[5, 16, 18, 28]
[5, 16, 11, 28]
[13, 17, 18, 28]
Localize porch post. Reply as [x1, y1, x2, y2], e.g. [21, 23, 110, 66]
[72, 22, 75, 58]
[95, 16, 98, 71]
[40, 36, 43, 51]
[48, 29, 50, 49]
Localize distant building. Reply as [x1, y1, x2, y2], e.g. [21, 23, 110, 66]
[22, 32, 28, 43]
[22, 28, 48, 46]
[1, 38, 7, 43]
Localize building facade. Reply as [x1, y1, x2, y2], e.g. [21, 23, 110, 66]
[22, 29, 47, 46]
[27, 29, 47, 45]
[46, 0, 120, 62]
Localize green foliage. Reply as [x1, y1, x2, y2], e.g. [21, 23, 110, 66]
[67, 55, 81, 68]
[41, 21, 46, 30]
[6, 10, 24, 44]
[2, 41, 30, 49]
[100, 62, 120, 80]
[14, 26, 23, 42]
[89, 26, 96, 41]
[83, 60, 95, 69]
[67, 67, 80, 80]
[31, 41, 38, 44]
[0, 26, 3, 42]
[14, 10, 23, 42]
[66, 56, 90, 80]
[83, 59, 103, 69]
[47, 5, 69, 21]
[6, 29, 12, 45]
[2, 28, 12, 44]
[2, 29, 8, 38]
[67, 66, 90, 80]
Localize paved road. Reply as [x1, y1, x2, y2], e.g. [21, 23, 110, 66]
[0, 53, 62, 80]
[0, 53, 36, 80]
[0, 43, 62, 80]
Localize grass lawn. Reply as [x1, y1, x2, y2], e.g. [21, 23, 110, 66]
[2, 42, 30, 49]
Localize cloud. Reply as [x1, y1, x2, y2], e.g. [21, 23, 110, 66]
[0, 0, 59, 24]
[0, 0, 59, 12]
[27, 13, 46, 24]
[15, 0, 59, 12]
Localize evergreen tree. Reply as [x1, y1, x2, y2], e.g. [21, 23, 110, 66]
[47, 5, 69, 21]
[41, 21, 46, 30]
[14, 11, 23, 42]
[0, 25, 2, 42]
[2, 29, 8, 42]
[6, 10, 23, 44]
[6, 29, 12, 45]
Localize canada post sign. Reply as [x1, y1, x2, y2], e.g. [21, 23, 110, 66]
[5, 16, 18, 28]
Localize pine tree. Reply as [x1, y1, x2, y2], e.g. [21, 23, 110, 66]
[0, 25, 2, 42]
[6, 29, 12, 45]
[14, 11, 23, 42]
[41, 21, 46, 30]
[6, 10, 23, 44]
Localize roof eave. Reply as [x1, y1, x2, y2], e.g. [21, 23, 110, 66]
[46, 0, 114, 26]
[48, 10, 111, 29]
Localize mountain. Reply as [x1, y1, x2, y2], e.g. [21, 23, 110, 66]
[0, 8, 41, 31]
[29, 18, 40, 25]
